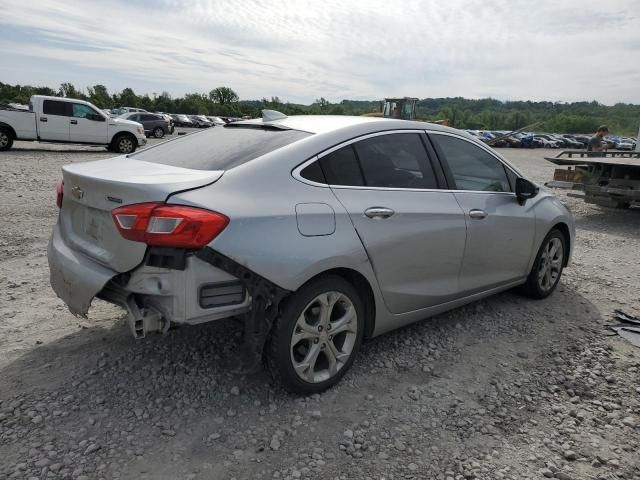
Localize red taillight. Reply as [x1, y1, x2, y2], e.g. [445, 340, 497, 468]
[111, 202, 229, 249]
[56, 181, 64, 208]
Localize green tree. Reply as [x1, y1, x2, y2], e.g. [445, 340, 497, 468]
[209, 87, 239, 105]
[87, 84, 111, 108]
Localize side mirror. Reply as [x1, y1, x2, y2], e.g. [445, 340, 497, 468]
[515, 178, 539, 204]
[90, 114, 106, 122]
[516, 178, 540, 205]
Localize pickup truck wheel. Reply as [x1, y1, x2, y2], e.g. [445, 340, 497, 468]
[152, 127, 165, 138]
[114, 133, 136, 154]
[0, 128, 14, 151]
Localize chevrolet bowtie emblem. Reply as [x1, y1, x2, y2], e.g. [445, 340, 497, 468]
[71, 186, 85, 200]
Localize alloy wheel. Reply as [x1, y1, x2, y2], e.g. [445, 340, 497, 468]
[0, 132, 8, 148]
[119, 138, 134, 153]
[538, 237, 563, 292]
[290, 291, 358, 383]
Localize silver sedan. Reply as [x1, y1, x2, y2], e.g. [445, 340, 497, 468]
[48, 113, 574, 393]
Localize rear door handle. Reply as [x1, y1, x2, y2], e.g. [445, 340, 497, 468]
[469, 209, 488, 220]
[40, 117, 48, 122]
[364, 207, 395, 219]
[70, 119, 78, 124]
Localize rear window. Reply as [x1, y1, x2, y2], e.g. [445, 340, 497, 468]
[43, 100, 69, 116]
[132, 126, 312, 170]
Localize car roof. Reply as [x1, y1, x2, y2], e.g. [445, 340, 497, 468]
[233, 114, 461, 136]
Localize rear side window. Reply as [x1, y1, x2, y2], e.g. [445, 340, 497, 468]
[353, 133, 436, 189]
[132, 126, 312, 170]
[430, 134, 511, 192]
[43, 100, 69, 116]
[140, 114, 157, 121]
[319, 146, 365, 186]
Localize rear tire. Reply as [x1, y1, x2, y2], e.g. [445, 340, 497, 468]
[520, 229, 566, 299]
[0, 127, 14, 151]
[113, 133, 137, 154]
[266, 276, 364, 394]
[152, 127, 165, 138]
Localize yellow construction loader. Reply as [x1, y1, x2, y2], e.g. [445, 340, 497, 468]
[362, 97, 448, 126]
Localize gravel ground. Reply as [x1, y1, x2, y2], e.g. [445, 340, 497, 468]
[1, 135, 639, 480]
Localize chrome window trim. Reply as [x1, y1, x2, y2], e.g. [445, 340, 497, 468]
[292, 130, 436, 191]
[291, 128, 518, 196]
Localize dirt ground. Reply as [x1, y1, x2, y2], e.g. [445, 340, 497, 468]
[1, 134, 639, 480]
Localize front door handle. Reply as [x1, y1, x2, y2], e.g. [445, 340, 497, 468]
[469, 209, 488, 220]
[70, 119, 78, 124]
[364, 207, 395, 219]
[40, 117, 48, 122]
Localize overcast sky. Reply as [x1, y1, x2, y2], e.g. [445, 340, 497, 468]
[1, 0, 639, 105]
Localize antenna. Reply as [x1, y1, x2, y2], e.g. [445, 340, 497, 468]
[262, 109, 287, 122]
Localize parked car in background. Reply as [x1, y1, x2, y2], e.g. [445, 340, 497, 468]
[172, 114, 195, 127]
[0, 95, 145, 153]
[153, 113, 176, 134]
[48, 114, 574, 393]
[190, 115, 213, 128]
[116, 107, 148, 115]
[617, 138, 637, 151]
[207, 116, 227, 126]
[534, 136, 559, 148]
[559, 135, 584, 149]
[119, 112, 172, 138]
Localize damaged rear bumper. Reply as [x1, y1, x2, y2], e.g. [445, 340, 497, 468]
[48, 222, 115, 317]
[48, 222, 253, 337]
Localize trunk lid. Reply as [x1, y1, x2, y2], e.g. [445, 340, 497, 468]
[60, 156, 222, 272]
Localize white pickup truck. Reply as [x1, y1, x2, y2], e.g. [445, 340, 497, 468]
[0, 95, 147, 153]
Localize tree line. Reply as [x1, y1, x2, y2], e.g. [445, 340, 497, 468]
[1, 81, 638, 135]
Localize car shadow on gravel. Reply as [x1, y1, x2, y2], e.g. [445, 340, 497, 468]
[1, 282, 603, 405]
[0, 284, 612, 479]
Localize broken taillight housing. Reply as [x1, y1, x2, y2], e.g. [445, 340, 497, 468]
[56, 180, 64, 208]
[112, 202, 229, 249]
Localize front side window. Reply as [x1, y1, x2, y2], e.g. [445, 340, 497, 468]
[353, 133, 436, 189]
[430, 134, 511, 192]
[71, 103, 99, 118]
[43, 100, 69, 116]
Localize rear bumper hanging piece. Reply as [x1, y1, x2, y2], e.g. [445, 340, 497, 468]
[195, 247, 290, 366]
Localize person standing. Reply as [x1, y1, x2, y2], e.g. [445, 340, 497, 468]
[587, 125, 609, 155]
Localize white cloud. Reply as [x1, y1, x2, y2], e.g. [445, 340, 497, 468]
[1, 0, 639, 104]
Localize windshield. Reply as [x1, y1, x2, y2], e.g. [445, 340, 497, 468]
[132, 127, 312, 170]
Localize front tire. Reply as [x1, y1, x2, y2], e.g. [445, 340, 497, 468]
[152, 127, 165, 138]
[266, 276, 365, 393]
[113, 133, 137, 154]
[520, 229, 566, 299]
[0, 128, 14, 151]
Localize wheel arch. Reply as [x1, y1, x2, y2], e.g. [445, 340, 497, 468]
[296, 267, 377, 338]
[0, 122, 17, 139]
[551, 222, 571, 266]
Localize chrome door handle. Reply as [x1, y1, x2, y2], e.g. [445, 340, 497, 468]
[364, 207, 395, 219]
[469, 209, 488, 219]
[70, 119, 78, 124]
